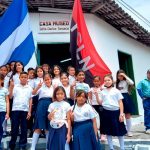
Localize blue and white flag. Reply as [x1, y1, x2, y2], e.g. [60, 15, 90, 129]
[0, 0, 35, 66]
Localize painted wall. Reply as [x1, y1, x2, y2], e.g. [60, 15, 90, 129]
[29, 13, 150, 123]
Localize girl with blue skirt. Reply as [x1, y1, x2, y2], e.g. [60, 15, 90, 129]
[101, 75, 127, 150]
[31, 73, 54, 150]
[47, 86, 71, 150]
[116, 70, 135, 137]
[70, 90, 101, 150]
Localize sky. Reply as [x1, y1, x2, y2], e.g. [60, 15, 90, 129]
[115, 0, 150, 32]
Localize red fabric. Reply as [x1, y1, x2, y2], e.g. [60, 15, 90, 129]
[72, 0, 111, 79]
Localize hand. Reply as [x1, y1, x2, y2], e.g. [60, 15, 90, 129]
[119, 113, 124, 122]
[48, 110, 56, 120]
[119, 73, 126, 77]
[26, 112, 31, 120]
[5, 113, 9, 120]
[66, 134, 71, 143]
[37, 80, 43, 88]
[71, 81, 76, 89]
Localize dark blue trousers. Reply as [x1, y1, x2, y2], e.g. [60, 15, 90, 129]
[143, 98, 150, 130]
[0, 112, 6, 150]
[9, 111, 28, 149]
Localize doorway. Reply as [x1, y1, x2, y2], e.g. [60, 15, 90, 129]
[37, 43, 73, 71]
[118, 51, 139, 115]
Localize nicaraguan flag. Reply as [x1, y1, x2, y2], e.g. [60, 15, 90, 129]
[0, 0, 35, 66]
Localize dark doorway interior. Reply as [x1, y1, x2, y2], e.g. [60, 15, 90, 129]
[118, 51, 139, 115]
[38, 43, 73, 72]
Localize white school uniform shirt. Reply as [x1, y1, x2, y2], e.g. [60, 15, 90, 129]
[68, 75, 76, 86]
[48, 101, 70, 120]
[12, 73, 20, 85]
[37, 84, 54, 100]
[90, 87, 102, 105]
[71, 103, 96, 122]
[12, 84, 32, 111]
[61, 84, 71, 98]
[0, 87, 9, 112]
[101, 87, 123, 111]
[28, 79, 34, 89]
[4, 76, 10, 89]
[75, 82, 90, 93]
[118, 77, 134, 93]
[52, 77, 61, 88]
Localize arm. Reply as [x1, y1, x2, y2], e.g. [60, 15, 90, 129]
[5, 95, 10, 119]
[70, 85, 75, 100]
[95, 92, 102, 105]
[32, 81, 43, 95]
[118, 99, 124, 122]
[27, 98, 32, 120]
[137, 81, 145, 99]
[92, 118, 98, 140]
[66, 110, 71, 143]
[8, 80, 14, 99]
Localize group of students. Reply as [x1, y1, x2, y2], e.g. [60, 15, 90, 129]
[0, 61, 136, 150]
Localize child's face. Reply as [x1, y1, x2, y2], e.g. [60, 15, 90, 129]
[20, 74, 28, 85]
[16, 62, 23, 73]
[42, 65, 49, 73]
[0, 67, 8, 77]
[10, 62, 15, 71]
[28, 70, 35, 79]
[76, 72, 85, 82]
[117, 73, 124, 81]
[93, 77, 101, 87]
[56, 89, 65, 102]
[53, 66, 60, 76]
[60, 75, 69, 86]
[44, 75, 52, 87]
[104, 77, 113, 87]
[37, 68, 43, 78]
[76, 93, 86, 106]
[68, 68, 75, 76]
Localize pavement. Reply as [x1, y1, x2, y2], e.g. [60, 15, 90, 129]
[1, 119, 150, 150]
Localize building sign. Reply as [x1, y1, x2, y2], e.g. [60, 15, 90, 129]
[39, 13, 71, 33]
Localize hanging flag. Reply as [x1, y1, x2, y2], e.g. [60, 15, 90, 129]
[70, 0, 111, 86]
[0, 0, 35, 66]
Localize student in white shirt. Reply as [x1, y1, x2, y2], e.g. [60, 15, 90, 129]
[31, 73, 54, 150]
[7, 61, 16, 78]
[70, 90, 100, 150]
[70, 70, 90, 99]
[60, 72, 74, 106]
[42, 64, 51, 74]
[101, 74, 127, 150]
[9, 72, 32, 150]
[10, 61, 24, 85]
[27, 67, 35, 137]
[89, 76, 106, 141]
[67, 66, 76, 86]
[47, 86, 71, 150]
[52, 65, 62, 88]
[116, 70, 134, 137]
[0, 74, 9, 150]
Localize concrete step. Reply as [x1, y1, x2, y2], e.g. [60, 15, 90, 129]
[2, 137, 150, 150]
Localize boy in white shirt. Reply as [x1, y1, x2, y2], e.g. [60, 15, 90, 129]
[9, 72, 32, 150]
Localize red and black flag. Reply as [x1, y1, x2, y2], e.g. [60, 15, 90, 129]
[70, 0, 111, 86]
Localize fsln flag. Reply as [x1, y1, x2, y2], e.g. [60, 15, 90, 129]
[0, 0, 35, 66]
[70, 0, 111, 86]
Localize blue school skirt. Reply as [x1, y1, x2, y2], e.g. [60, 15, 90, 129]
[102, 109, 127, 136]
[34, 97, 52, 130]
[47, 125, 67, 150]
[122, 93, 135, 114]
[71, 120, 101, 150]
